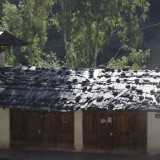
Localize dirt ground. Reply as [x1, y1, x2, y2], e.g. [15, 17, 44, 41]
[0, 149, 160, 160]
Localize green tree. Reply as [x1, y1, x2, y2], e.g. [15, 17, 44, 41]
[55, 0, 150, 68]
[107, 49, 150, 70]
[1, 0, 55, 66]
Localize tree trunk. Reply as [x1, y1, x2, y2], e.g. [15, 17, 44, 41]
[28, 47, 33, 65]
[86, 38, 90, 68]
[93, 46, 99, 68]
[93, 23, 100, 68]
[61, 0, 71, 67]
[85, 27, 90, 68]
[64, 30, 71, 67]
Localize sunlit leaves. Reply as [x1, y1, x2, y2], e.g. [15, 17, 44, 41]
[107, 49, 150, 70]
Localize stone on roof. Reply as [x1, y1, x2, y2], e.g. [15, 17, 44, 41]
[0, 66, 160, 112]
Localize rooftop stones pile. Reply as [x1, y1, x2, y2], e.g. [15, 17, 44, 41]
[0, 66, 160, 112]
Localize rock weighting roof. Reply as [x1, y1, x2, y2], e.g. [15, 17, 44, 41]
[1, 66, 160, 112]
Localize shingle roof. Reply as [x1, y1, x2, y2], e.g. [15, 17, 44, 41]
[0, 66, 160, 112]
[0, 30, 27, 46]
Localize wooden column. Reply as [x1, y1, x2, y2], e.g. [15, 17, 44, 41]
[0, 50, 5, 67]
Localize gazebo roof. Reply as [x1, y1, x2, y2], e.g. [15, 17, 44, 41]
[0, 30, 27, 46]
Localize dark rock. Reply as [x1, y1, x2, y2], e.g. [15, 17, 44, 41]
[123, 79, 128, 82]
[107, 79, 111, 83]
[105, 74, 111, 78]
[116, 79, 120, 83]
[139, 96, 144, 101]
[153, 75, 157, 79]
[68, 85, 72, 89]
[137, 89, 143, 95]
[156, 94, 160, 103]
[135, 79, 139, 84]
[36, 70, 42, 73]
[123, 67, 129, 71]
[58, 70, 62, 74]
[89, 74, 93, 78]
[137, 75, 142, 78]
[67, 80, 72, 85]
[59, 78, 64, 83]
[108, 104, 115, 110]
[143, 73, 149, 77]
[82, 86, 87, 92]
[97, 96, 103, 102]
[73, 78, 77, 83]
[55, 97, 60, 101]
[82, 81, 87, 86]
[36, 67, 40, 70]
[66, 70, 71, 75]
[142, 99, 148, 105]
[157, 84, 160, 88]
[105, 67, 111, 72]
[113, 91, 118, 96]
[108, 86, 112, 90]
[129, 94, 133, 100]
[111, 69, 114, 73]
[87, 87, 92, 92]
[150, 89, 155, 95]
[122, 92, 130, 98]
[121, 72, 126, 78]
[155, 68, 159, 72]
[125, 84, 130, 89]
[87, 96, 91, 101]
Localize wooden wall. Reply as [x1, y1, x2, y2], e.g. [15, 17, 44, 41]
[10, 110, 73, 148]
[83, 110, 147, 151]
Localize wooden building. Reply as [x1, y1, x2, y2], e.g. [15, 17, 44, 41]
[0, 30, 27, 67]
[0, 67, 160, 154]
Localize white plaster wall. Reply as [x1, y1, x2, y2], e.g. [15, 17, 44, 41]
[74, 110, 83, 152]
[0, 108, 10, 149]
[0, 51, 5, 67]
[147, 112, 160, 154]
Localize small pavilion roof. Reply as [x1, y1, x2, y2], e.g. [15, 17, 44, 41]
[0, 30, 28, 46]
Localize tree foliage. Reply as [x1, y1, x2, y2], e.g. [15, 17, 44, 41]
[0, 0, 151, 70]
[54, 0, 150, 68]
[37, 51, 65, 68]
[107, 49, 150, 70]
[1, 0, 55, 66]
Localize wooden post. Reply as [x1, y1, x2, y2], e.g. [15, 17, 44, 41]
[0, 49, 5, 67]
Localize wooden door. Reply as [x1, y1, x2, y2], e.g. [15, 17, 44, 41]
[114, 112, 131, 150]
[10, 109, 26, 146]
[99, 111, 113, 150]
[27, 111, 42, 146]
[57, 112, 73, 148]
[43, 112, 56, 147]
[83, 111, 98, 149]
[131, 112, 146, 150]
